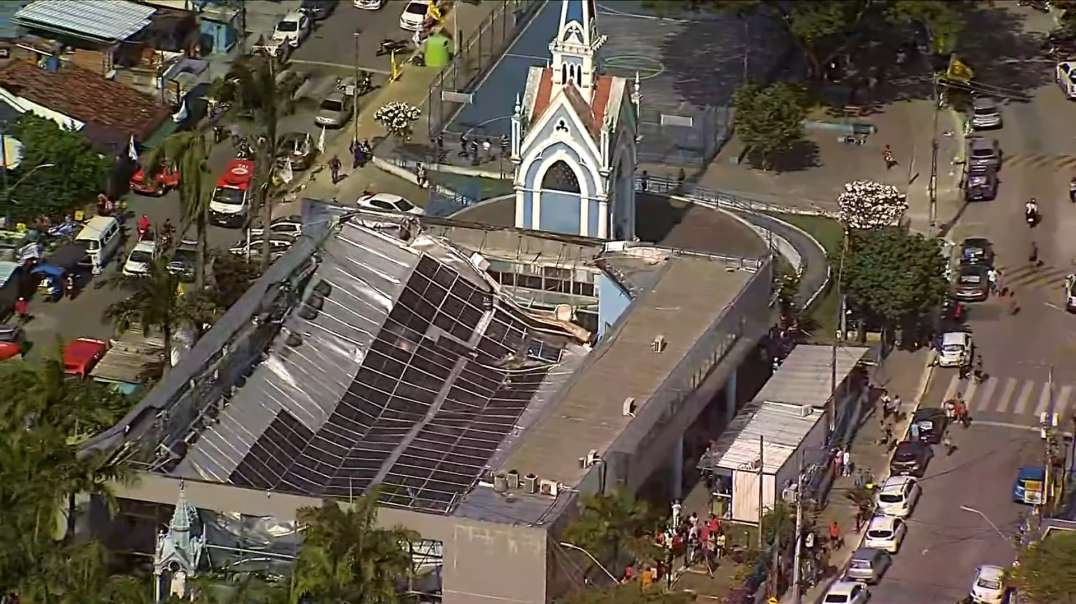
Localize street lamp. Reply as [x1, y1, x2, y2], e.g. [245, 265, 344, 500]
[959, 505, 1010, 545]
[4, 163, 57, 204]
[558, 541, 618, 584]
[353, 30, 361, 146]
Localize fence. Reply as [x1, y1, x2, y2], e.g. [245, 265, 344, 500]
[635, 174, 841, 220]
[426, 0, 542, 140]
[637, 105, 733, 168]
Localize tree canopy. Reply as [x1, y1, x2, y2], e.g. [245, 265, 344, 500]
[562, 490, 659, 574]
[4, 114, 111, 220]
[841, 227, 948, 330]
[560, 583, 694, 604]
[1007, 532, 1076, 603]
[732, 82, 809, 169]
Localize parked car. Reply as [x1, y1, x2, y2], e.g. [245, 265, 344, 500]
[875, 476, 921, 517]
[952, 264, 990, 302]
[355, 0, 385, 9]
[273, 10, 311, 47]
[910, 408, 948, 444]
[1013, 466, 1046, 504]
[845, 548, 891, 584]
[63, 338, 108, 379]
[167, 242, 198, 283]
[965, 165, 998, 202]
[959, 237, 995, 267]
[822, 581, 870, 604]
[891, 440, 933, 477]
[230, 236, 293, 262]
[937, 331, 974, 368]
[400, 0, 432, 30]
[967, 137, 1001, 171]
[356, 193, 425, 215]
[315, 90, 354, 128]
[863, 515, 906, 554]
[276, 132, 317, 170]
[0, 324, 25, 361]
[970, 96, 1002, 129]
[300, 0, 336, 19]
[250, 215, 303, 240]
[129, 162, 180, 196]
[123, 240, 158, 277]
[970, 564, 1006, 604]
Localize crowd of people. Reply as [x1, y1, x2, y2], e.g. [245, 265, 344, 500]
[622, 507, 730, 589]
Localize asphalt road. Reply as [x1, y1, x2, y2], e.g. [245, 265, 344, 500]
[869, 4, 1075, 603]
[290, 1, 417, 75]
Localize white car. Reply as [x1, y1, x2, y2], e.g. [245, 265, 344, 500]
[229, 235, 294, 261]
[356, 193, 425, 216]
[937, 331, 973, 368]
[399, 0, 431, 31]
[875, 476, 921, 518]
[250, 215, 303, 240]
[354, 0, 385, 9]
[970, 565, 1006, 604]
[1058, 61, 1076, 99]
[863, 515, 906, 554]
[273, 11, 311, 47]
[822, 580, 870, 604]
[123, 240, 157, 277]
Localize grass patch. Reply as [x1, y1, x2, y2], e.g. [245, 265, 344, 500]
[428, 171, 514, 200]
[768, 213, 844, 343]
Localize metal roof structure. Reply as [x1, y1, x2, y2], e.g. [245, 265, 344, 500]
[172, 220, 583, 515]
[754, 345, 871, 408]
[14, 0, 155, 43]
[700, 401, 823, 475]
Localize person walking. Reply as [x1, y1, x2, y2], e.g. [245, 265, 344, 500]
[14, 297, 29, 324]
[641, 169, 649, 191]
[842, 449, 853, 477]
[943, 433, 956, 456]
[1030, 240, 1040, 264]
[883, 144, 897, 169]
[482, 138, 492, 162]
[670, 499, 682, 529]
[829, 520, 843, 550]
[973, 356, 986, 384]
[329, 155, 342, 184]
[833, 448, 844, 476]
[987, 267, 998, 294]
[416, 162, 428, 188]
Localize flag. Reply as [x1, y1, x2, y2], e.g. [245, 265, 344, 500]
[946, 54, 974, 82]
[316, 125, 326, 153]
[127, 135, 138, 163]
[171, 99, 189, 123]
[280, 158, 294, 184]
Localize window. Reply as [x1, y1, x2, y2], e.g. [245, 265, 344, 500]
[542, 160, 580, 193]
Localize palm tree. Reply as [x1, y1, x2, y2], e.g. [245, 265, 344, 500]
[562, 490, 658, 573]
[292, 488, 420, 604]
[103, 257, 205, 372]
[141, 131, 213, 289]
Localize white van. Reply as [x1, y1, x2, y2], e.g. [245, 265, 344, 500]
[74, 216, 123, 269]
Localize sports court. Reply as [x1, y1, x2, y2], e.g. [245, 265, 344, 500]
[439, 0, 790, 164]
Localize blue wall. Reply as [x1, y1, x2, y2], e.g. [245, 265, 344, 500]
[588, 199, 600, 237]
[521, 190, 534, 229]
[539, 191, 582, 235]
[597, 273, 632, 341]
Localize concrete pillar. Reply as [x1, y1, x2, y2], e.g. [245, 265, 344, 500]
[671, 435, 684, 500]
[724, 367, 738, 424]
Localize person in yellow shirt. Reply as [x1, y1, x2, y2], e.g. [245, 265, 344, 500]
[640, 566, 653, 589]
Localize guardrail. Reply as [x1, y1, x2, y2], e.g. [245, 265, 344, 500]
[635, 174, 840, 220]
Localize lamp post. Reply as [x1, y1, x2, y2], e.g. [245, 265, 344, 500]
[558, 541, 618, 584]
[353, 30, 361, 146]
[4, 163, 57, 204]
[959, 505, 1011, 545]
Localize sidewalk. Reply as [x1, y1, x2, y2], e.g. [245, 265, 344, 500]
[287, 1, 499, 208]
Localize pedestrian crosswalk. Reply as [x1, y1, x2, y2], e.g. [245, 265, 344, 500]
[995, 262, 1070, 295]
[1002, 152, 1076, 171]
[939, 373, 1073, 422]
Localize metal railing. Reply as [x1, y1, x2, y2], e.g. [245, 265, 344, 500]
[635, 174, 840, 220]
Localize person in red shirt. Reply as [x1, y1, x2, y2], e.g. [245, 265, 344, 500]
[14, 297, 29, 323]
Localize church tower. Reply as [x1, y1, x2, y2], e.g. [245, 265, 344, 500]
[513, 0, 637, 240]
[154, 487, 205, 602]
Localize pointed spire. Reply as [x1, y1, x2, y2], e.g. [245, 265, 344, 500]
[550, 0, 606, 94]
[514, 93, 522, 117]
[170, 486, 191, 533]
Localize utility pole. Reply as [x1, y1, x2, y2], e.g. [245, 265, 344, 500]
[758, 434, 765, 549]
[829, 230, 849, 435]
[791, 451, 805, 602]
[1043, 365, 1055, 516]
[353, 31, 361, 145]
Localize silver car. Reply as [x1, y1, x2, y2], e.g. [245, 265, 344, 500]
[971, 96, 1002, 129]
[967, 137, 1000, 171]
[845, 547, 891, 584]
[314, 91, 353, 128]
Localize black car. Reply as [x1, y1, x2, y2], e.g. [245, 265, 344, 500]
[911, 408, 948, 444]
[952, 264, 990, 302]
[891, 441, 933, 477]
[959, 237, 995, 267]
[167, 243, 197, 283]
[965, 166, 998, 201]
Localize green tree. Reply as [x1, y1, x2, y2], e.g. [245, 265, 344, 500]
[103, 257, 205, 371]
[841, 227, 948, 336]
[562, 490, 659, 573]
[291, 490, 419, 604]
[1007, 531, 1076, 602]
[733, 82, 809, 169]
[4, 114, 110, 219]
[142, 132, 214, 289]
[208, 249, 261, 308]
[0, 357, 131, 600]
[560, 583, 694, 604]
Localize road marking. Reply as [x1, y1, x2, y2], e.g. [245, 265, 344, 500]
[942, 373, 961, 402]
[1014, 381, 1036, 414]
[996, 378, 1018, 412]
[972, 419, 1058, 433]
[1035, 381, 1053, 415]
[1057, 385, 1073, 420]
[288, 59, 391, 75]
[971, 377, 998, 410]
[504, 52, 549, 62]
[963, 379, 979, 409]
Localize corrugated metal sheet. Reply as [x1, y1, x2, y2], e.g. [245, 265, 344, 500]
[703, 400, 822, 475]
[14, 0, 155, 43]
[754, 345, 871, 408]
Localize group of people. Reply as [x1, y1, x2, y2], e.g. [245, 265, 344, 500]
[457, 133, 510, 166]
[328, 139, 374, 185]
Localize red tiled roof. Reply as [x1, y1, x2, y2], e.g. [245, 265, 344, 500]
[0, 59, 169, 143]
[530, 68, 616, 138]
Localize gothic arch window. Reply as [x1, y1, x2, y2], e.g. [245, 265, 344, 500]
[543, 160, 581, 193]
[562, 64, 568, 84]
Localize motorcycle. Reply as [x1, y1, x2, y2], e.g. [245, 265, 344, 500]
[235, 140, 255, 160]
[65, 274, 77, 300]
[1026, 207, 1039, 226]
[839, 134, 867, 145]
[1019, 0, 1050, 13]
[376, 39, 409, 57]
[1069, 179, 1076, 202]
[356, 71, 374, 96]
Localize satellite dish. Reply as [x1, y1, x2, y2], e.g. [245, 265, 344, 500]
[2, 136, 24, 170]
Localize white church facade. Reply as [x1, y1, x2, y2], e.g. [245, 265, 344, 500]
[511, 0, 639, 240]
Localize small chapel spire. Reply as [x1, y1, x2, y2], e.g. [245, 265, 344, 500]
[550, 0, 605, 94]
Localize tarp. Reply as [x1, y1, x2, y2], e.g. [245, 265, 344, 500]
[31, 261, 64, 279]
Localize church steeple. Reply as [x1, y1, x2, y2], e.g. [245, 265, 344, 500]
[550, 0, 605, 95]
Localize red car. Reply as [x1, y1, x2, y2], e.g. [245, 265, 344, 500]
[0, 324, 25, 361]
[130, 163, 181, 196]
[63, 338, 107, 378]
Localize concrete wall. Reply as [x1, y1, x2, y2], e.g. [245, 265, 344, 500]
[115, 473, 550, 604]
